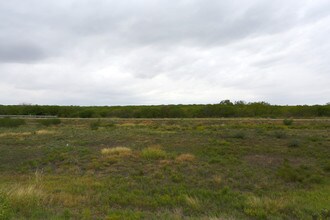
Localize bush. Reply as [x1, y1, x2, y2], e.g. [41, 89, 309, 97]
[0, 118, 25, 128]
[141, 146, 167, 160]
[288, 139, 301, 148]
[38, 118, 61, 126]
[283, 119, 293, 126]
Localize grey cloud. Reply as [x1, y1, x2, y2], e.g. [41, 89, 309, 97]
[1, 0, 310, 48]
[0, 43, 45, 63]
[0, 0, 329, 105]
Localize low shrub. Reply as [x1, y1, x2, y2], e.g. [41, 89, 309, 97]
[283, 119, 293, 126]
[38, 118, 61, 126]
[0, 118, 25, 128]
[141, 146, 167, 160]
[288, 139, 301, 148]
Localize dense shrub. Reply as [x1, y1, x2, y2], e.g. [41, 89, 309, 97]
[79, 110, 95, 118]
[0, 118, 25, 128]
[0, 102, 329, 118]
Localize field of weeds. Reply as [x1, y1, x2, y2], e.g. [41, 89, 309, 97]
[0, 118, 329, 219]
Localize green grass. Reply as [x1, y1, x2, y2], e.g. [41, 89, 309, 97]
[0, 118, 329, 219]
[0, 118, 25, 128]
[141, 146, 167, 160]
[38, 118, 61, 126]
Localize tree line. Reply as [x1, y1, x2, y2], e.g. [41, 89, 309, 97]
[0, 101, 329, 118]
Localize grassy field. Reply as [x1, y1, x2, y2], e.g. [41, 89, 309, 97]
[0, 118, 329, 219]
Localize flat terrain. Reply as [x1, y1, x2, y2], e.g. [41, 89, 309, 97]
[0, 118, 329, 219]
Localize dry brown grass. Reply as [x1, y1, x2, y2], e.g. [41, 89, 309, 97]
[117, 123, 136, 127]
[101, 147, 132, 156]
[184, 195, 200, 209]
[202, 217, 236, 220]
[159, 159, 172, 166]
[244, 195, 293, 215]
[52, 192, 88, 207]
[213, 175, 222, 185]
[0, 183, 47, 208]
[175, 153, 196, 162]
[5, 184, 44, 199]
[35, 129, 56, 135]
[0, 130, 56, 137]
[0, 132, 31, 137]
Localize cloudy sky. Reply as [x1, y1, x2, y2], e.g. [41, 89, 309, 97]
[0, 0, 329, 105]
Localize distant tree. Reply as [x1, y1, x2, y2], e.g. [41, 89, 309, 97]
[234, 100, 246, 105]
[249, 101, 270, 106]
[219, 100, 234, 105]
[0, 103, 328, 118]
[19, 102, 32, 106]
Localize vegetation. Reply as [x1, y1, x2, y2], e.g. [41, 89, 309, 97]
[141, 146, 167, 160]
[89, 120, 101, 130]
[101, 147, 132, 156]
[0, 118, 25, 128]
[0, 118, 329, 219]
[38, 118, 61, 127]
[0, 101, 329, 118]
[283, 119, 294, 126]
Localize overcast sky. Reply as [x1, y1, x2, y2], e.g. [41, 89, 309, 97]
[0, 0, 329, 105]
